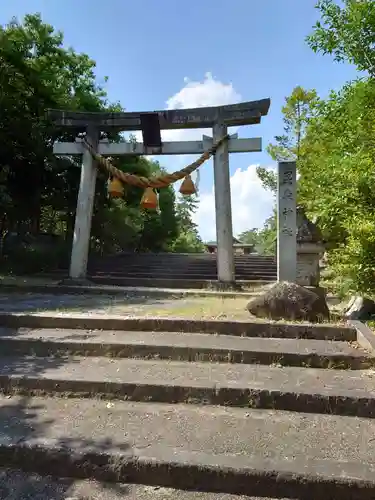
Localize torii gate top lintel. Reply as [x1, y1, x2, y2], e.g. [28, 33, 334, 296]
[47, 98, 270, 131]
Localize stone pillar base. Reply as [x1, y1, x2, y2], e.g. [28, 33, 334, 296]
[208, 281, 243, 292]
[58, 277, 95, 287]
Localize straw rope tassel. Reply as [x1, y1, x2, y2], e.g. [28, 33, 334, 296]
[82, 133, 229, 205]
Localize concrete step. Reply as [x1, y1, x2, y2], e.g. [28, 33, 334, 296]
[91, 258, 276, 268]
[91, 266, 278, 273]
[99, 265, 275, 270]
[0, 354, 373, 416]
[90, 274, 277, 281]
[0, 314, 371, 497]
[0, 396, 374, 498]
[85, 252, 278, 287]
[122, 260, 276, 264]
[91, 260, 277, 266]
[98, 264, 275, 270]
[0, 327, 370, 369]
[89, 275, 278, 283]
[89, 277, 275, 288]
[104, 253, 276, 260]
[91, 274, 277, 281]
[93, 271, 276, 277]
[0, 469, 277, 499]
[0, 314, 355, 341]
[93, 267, 276, 274]
[92, 263, 277, 270]
[93, 263, 276, 269]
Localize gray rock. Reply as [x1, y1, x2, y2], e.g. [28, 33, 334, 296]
[246, 281, 330, 322]
[344, 296, 375, 321]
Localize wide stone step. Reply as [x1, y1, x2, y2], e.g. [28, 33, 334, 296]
[105, 253, 275, 260]
[0, 328, 370, 369]
[91, 266, 278, 273]
[89, 277, 275, 288]
[92, 264, 277, 271]
[94, 263, 276, 270]
[115, 255, 276, 261]
[95, 257, 276, 263]
[91, 259, 276, 268]
[0, 314, 355, 341]
[0, 469, 277, 499]
[0, 396, 374, 498]
[91, 272, 278, 280]
[95, 264, 277, 270]
[89, 275, 278, 283]
[0, 355, 373, 416]
[89, 252, 278, 286]
[94, 269, 276, 274]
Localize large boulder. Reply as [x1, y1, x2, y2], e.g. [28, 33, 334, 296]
[247, 281, 330, 322]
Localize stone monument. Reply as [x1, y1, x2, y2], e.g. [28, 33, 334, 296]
[296, 206, 325, 287]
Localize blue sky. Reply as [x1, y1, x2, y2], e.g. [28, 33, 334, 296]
[1, 0, 359, 241]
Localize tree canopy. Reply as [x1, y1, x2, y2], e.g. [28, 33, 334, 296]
[307, 0, 375, 76]
[239, 0, 375, 294]
[0, 13, 204, 273]
[298, 78, 375, 293]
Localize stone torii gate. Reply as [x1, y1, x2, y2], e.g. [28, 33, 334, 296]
[48, 99, 297, 286]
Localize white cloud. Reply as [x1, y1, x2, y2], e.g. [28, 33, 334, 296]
[162, 73, 274, 240]
[131, 72, 240, 145]
[193, 165, 275, 242]
[168, 73, 240, 108]
[162, 72, 241, 142]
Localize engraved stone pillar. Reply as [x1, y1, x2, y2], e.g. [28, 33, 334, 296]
[277, 161, 297, 282]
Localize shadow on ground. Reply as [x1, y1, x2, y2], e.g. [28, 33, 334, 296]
[0, 291, 190, 317]
[0, 353, 133, 498]
[0, 468, 133, 499]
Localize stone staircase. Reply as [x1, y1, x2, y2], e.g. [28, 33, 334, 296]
[87, 252, 277, 288]
[0, 314, 374, 497]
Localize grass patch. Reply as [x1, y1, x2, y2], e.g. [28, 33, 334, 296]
[142, 296, 344, 323]
[143, 297, 251, 320]
[0, 281, 344, 325]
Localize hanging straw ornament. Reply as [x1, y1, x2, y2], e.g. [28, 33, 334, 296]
[179, 174, 196, 195]
[140, 187, 158, 209]
[107, 177, 124, 198]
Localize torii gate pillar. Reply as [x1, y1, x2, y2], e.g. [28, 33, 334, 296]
[213, 122, 235, 284]
[69, 126, 98, 280]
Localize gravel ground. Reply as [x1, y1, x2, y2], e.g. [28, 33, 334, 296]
[0, 291, 254, 320]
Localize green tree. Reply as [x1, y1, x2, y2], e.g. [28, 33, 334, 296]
[0, 13, 116, 237]
[307, 0, 375, 76]
[256, 86, 319, 193]
[0, 12, 194, 272]
[298, 78, 375, 293]
[237, 228, 259, 246]
[170, 195, 205, 253]
[257, 212, 278, 256]
[267, 86, 319, 162]
[254, 87, 319, 256]
[238, 213, 277, 256]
